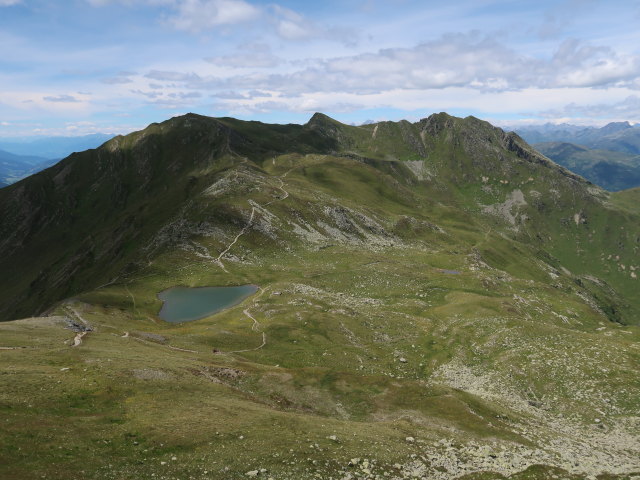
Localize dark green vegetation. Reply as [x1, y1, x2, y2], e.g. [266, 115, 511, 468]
[534, 142, 640, 191]
[1, 113, 638, 479]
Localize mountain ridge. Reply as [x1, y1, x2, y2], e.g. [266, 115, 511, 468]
[1, 112, 636, 324]
[1, 111, 639, 479]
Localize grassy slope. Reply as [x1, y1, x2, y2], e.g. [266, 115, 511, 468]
[610, 186, 640, 213]
[1, 114, 639, 479]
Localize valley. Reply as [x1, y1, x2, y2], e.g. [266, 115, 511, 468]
[0, 113, 639, 480]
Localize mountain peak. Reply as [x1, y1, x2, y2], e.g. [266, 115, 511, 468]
[601, 121, 632, 134]
[306, 112, 341, 127]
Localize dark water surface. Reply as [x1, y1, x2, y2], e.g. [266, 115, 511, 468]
[158, 285, 258, 323]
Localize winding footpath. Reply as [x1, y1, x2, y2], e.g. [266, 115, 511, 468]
[212, 166, 294, 356]
[215, 207, 257, 273]
[215, 166, 293, 272]
[225, 286, 270, 355]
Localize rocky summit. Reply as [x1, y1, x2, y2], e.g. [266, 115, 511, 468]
[0, 112, 638, 480]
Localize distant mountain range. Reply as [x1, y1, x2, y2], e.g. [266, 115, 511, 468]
[533, 142, 640, 192]
[514, 121, 640, 154]
[0, 133, 114, 159]
[511, 122, 640, 191]
[0, 149, 57, 187]
[0, 134, 114, 187]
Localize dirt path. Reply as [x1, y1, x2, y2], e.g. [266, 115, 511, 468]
[227, 332, 267, 354]
[116, 328, 199, 353]
[226, 287, 268, 354]
[244, 308, 261, 332]
[215, 206, 257, 272]
[215, 166, 293, 272]
[128, 335, 199, 353]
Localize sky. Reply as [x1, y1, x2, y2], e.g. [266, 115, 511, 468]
[0, 0, 639, 137]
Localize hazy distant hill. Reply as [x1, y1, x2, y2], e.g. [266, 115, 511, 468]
[0, 133, 114, 159]
[534, 141, 640, 191]
[516, 121, 640, 154]
[0, 149, 57, 186]
[0, 133, 114, 187]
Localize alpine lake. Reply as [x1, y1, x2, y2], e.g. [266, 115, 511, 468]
[158, 285, 259, 323]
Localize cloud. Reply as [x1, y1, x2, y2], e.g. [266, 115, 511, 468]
[210, 90, 272, 99]
[83, 0, 355, 44]
[270, 5, 314, 40]
[205, 44, 282, 69]
[102, 71, 136, 84]
[268, 5, 357, 45]
[247, 89, 271, 98]
[85, 0, 174, 6]
[130, 87, 203, 108]
[131, 89, 161, 99]
[167, 91, 202, 98]
[212, 90, 248, 99]
[43, 94, 81, 103]
[145, 70, 204, 82]
[0, 0, 21, 6]
[537, 95, 640, 120]
[536, 0, 600, 39]
[83, 0, 259, 31]
[168, 0, 259, 32]
[551, 39, 640, 88]
[144, 33, 640, 98]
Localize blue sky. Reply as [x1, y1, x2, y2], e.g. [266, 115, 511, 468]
[0, 0, 639, 136]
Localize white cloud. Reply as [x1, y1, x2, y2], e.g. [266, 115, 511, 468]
[43, 94, 80, 103]
[0, 91, 92, 115]
[270, 5, 315, 40]
[101, 71, 136, 84]
[85, 0, 174, 6]
[84, 0, 259, 30]
[537, 95, 640, 121]
[83, 0, 356, 44]
[205, 43, 281, 68]
[142, 33, 640, 97]
[206, 85, 640, 126]
[168, 0, 259, 32]
[0, 0, 21, 6]
[268, 5, 357, 44]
